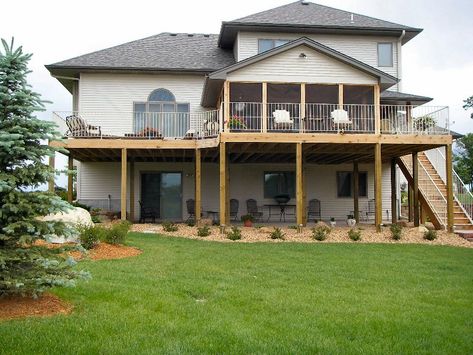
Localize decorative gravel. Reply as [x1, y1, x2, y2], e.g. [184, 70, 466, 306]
[131, 223, 473, 248]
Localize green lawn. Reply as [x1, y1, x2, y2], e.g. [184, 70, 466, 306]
[1, 234, 473, 354]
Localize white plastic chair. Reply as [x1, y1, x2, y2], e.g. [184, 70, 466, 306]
[273, 110, 293, 127]
[330, 109, 352, 132]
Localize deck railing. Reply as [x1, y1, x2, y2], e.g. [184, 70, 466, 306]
[52, 104, 450, 139]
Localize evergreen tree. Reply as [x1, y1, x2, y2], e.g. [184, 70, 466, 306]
[0, 38, 87, 297]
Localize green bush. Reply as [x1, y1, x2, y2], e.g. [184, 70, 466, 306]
[270, 227, 285, 240]
[71, 201, 91, 211]
[227, 226, 242, 241]
[162, 221, 178, 232]
[186, 219, 195, 227]
[311, 225, 331, 241]
[390, 224, 403, 240]
[79, 225, 106, 250]
[91, 215, 101, 224]
[348, 228, 362, 241]
[103, 221, 131, 245]
[424, 230, 437, 241]
[197, 225, 211, 237]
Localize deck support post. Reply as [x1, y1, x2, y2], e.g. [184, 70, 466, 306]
[195, 149, 202, 225]
[262, 82, 267, 133]
[67, 155, 73, 203]
[353, 161, 359, 223]
[408, 183, 413, 222]
[121, 148, 127, 221]
[338, 84, 344, 109]
[446, 144, 454, 232]
[129, 159, 135, 222]
[391, 158, 397, 224]
[374, 143, 382, 232]
[412, 152, 420, 227]
[296, 143, 305, 226]
[374, 84, 381, 135]
[300, 83, 306, 133]
[219, 143, 228, 226]
[48, 153, 55, 193]
[223, 81, 230, 133]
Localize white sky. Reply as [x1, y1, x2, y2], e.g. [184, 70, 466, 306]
[1, 0, 472, 186]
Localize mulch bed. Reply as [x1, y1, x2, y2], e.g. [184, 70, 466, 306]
[69, 243, 142, 261]
[0, 293, 72, 321]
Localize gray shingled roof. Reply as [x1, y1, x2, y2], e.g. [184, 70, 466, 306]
[219, 1, 422, 48]
[233, 1, 417, 30]
[381, 90, 433, 104]
[46, 33, 235, 73]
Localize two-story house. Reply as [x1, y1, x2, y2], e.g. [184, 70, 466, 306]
[46, 1, 473, 232]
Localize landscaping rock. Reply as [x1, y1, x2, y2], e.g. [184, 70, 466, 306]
[41, 207, 93, 243]
[199, 218, 213, 226]
[259, 227, 273, 234]
[418, 225, 429, 233]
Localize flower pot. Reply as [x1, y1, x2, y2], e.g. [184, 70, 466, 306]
[347, 219, 356, 228]
[243, 220, 253, 227]
[330, 221, 336, 228]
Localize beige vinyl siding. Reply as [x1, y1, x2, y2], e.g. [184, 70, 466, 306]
[237, 31, 399, 90]
[78, 73, 207, 136]
[78, 161, 393, 221]
[227, 45, 377, 84]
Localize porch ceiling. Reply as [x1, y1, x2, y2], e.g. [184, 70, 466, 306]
[68, 142, 442, 165]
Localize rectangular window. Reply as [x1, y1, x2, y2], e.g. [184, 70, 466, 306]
[377, 43, 393, 67]
[264, 172, 295, 198]
[258, 39, 290, 54]
[336, 171, 368, 198]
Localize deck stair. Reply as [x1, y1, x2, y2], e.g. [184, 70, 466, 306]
[398, 150, 473, 233]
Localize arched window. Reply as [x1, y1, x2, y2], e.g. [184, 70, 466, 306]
[148, 88, 176, 102]
[133, 88, 190, 137]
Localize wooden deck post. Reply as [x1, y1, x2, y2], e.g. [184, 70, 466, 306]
[374, 143, 382, 232]
[48, 153, 55, 193]
[338, 84, 344, 109]
[219, 143, 227, 226]
[129, 159, 135, 222]
[353, 161, 359, 223]
[296, 143, 304, 226]
[412, 152, 420, 227]
[374, 84, 381, 135]
[195, 149, 202, 225]
[391, 158, 397, 224]
[121, 148, 127, 221]
[67, 155, 73, 203]
[223, 81, 230, 133]
[446, 144, 454, 232]
[262, 82, 267, 133]
[300, 83, 306, 133]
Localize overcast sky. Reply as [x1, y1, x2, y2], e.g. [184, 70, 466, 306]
[1, 0, 472, 186]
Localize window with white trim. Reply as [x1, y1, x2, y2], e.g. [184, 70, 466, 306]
[377, 43, 393, 67]
[258, 39, 290, 54]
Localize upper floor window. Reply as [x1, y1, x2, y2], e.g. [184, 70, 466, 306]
[377, 43, 393, 67]
[258, 39, 290, 54]
[148, 88, 175, 102]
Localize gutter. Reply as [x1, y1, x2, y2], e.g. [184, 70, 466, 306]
[397, 30, 405, 91]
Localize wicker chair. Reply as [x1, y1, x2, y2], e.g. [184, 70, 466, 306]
[186, 199, 195, 222]
[230, 199, 239, 221]
[139, 200, 157, 223]
[66, 115, 101, 137]
[365, 199, 375, 221]
[246, 199, 263, 222]
[307, 199, 321, 222]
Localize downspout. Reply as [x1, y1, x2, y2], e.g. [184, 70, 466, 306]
[397, 30, 405, 92]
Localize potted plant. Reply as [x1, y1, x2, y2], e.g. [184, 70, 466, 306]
[330, 217, 336, 228]
[346, 214, 356, 228]
[227, 115, 247, 131]
[241, 214, 255, 227]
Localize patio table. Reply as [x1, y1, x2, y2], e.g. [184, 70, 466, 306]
[264, 204, 296, 222]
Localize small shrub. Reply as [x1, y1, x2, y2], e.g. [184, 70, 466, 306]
[311, 225, 331, 241]
[91, 215, 101, 224]
[79, 225, 106, 249]
[390, 224, 403, 240]
[197, 225, 211, 237]
[424, 229, 437, 241]
[162, 221, 178, 232]
[226, 226, 242, 241]
[72, 201, 91, 211]
[186, 219, 195, 227]
[270, 227, 285, 240]
[348, 228, 362, 241]
[104, 221, 131, 245]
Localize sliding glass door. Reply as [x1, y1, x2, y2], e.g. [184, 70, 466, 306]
[141, 172, 182, 221]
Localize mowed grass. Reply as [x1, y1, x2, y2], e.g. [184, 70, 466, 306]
[1, 234, 473, 354]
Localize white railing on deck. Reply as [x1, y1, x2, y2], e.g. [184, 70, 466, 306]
[425, 148, 473, 224]
[401, 155, 447, 228]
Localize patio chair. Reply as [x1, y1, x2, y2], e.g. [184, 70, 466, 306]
[186, 199, 195, 222]
[330, 109, 352, 132]
[307, 199, 321, 222]
[230, 199, 239, 221]
[273, 109, 293, 129]
[246, 199, 263, 222]
[139, 200, 157, 223]
[66, 114, 102, 137]
[365, 199, 375, 221]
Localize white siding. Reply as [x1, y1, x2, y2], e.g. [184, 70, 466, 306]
[237, 32, 400, 90]
[78, 161, 393, 222]
[227, 45, 377, 84]
[78, 73, 207, 136]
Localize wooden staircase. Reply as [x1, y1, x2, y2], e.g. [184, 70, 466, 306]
[398, 152, 473, 232]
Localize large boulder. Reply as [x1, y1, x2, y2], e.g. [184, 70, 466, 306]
[41, 207, 93, 243]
